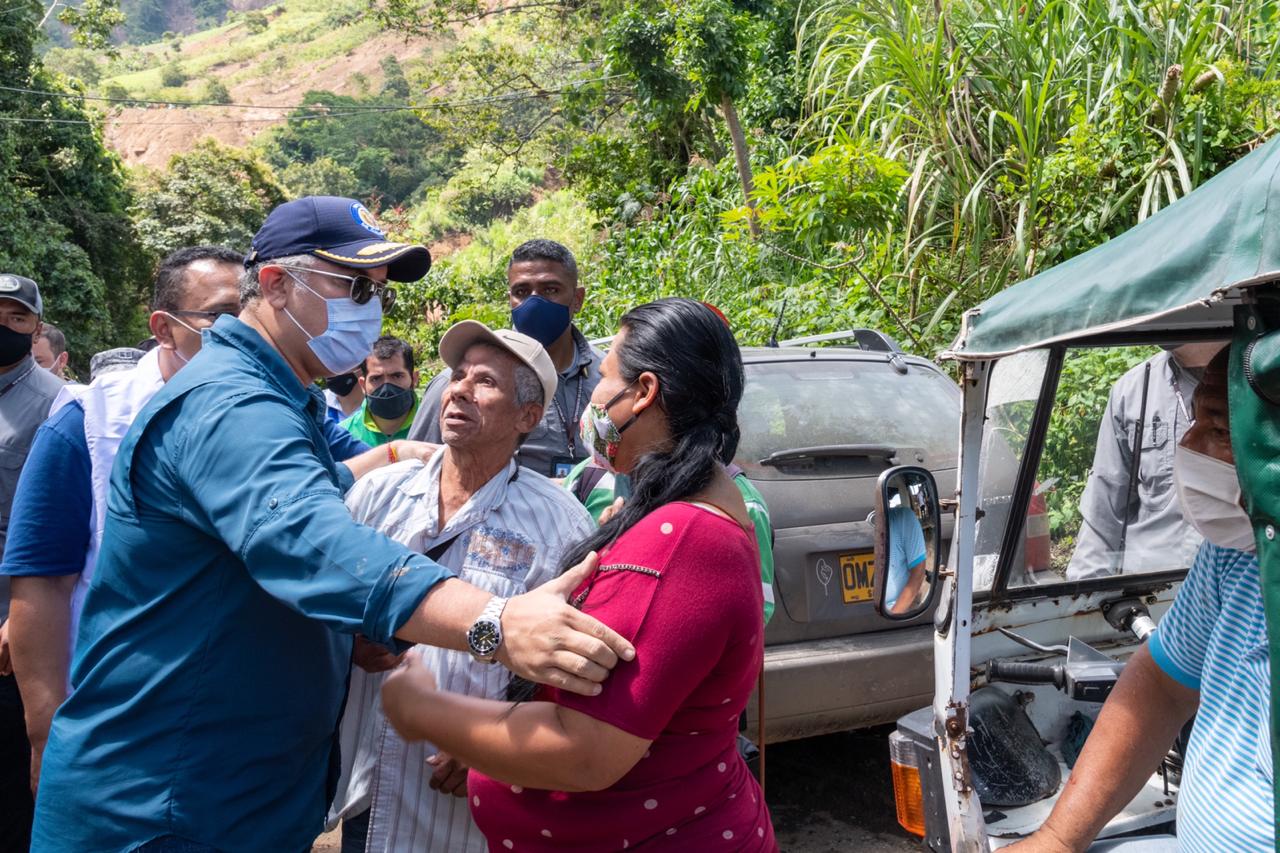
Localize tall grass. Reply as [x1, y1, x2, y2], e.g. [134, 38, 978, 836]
[797, 0, 1280, 344]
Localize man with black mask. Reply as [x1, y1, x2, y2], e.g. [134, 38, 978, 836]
[324, 371, 364, 423]
[341, 335, 420, 447]
[0, 273, 63, 851]
[408, 239, 604, 478]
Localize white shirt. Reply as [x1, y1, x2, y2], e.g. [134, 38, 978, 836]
[49, 348, 164, 647]
[329, 447, 595, 852]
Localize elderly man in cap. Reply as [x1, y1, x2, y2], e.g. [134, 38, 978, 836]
[410, 239, 604, 479]
[30, 198, 633, 853]
[0, 274, 63, 852]
[329, 320, 595, 853]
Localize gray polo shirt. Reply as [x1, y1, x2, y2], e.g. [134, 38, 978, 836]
[407, 326, 604, 477]
[0, 354, 64, 621]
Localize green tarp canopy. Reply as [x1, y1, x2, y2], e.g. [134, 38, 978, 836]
[946, 134, 1280, 848]
[944, 135, 1280, 360]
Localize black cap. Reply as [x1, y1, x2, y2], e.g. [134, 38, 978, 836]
[0, 274, 42, 315]
[244, 196, 432, 283]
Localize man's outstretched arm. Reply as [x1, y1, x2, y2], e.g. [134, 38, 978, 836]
[1004, 645, 1198, 853]
[395, 553, 635, 697]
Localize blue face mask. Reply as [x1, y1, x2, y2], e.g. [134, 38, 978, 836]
[511, 295, 571, 347]
[282, 271, 383, 375]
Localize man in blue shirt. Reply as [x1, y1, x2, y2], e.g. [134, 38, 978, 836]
[885, 502, 928, 615]
[2, 246, 245, 803]
[0, 246, 432, 799]
[30, 198, 633, 853]
[1008, 346, 1271, 852]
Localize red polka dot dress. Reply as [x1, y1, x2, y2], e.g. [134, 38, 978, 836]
[468, 502, 777, 851]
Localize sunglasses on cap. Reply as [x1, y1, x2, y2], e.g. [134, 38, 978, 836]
[276, 265, 397, 312]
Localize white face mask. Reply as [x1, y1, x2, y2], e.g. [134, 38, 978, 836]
[281, 271, 382, 375]
[163, 312, 199, 365]
[1173, 444, 1256, 553]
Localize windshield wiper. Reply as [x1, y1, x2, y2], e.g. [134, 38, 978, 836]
[758, 444, 898, 467]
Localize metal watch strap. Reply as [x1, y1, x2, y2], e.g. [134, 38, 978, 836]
[482, 595, 507, 623]
[473, 596, 508, 663]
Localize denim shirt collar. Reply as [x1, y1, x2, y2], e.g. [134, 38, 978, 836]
[206, 315, 313, 409]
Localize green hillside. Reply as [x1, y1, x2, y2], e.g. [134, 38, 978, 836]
[14, 0, 1280, 387]
[114, 0, 241, 42]
[78, 0, 385, 103]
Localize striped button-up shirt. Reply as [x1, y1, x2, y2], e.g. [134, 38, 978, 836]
[1148, 542, 1273, 851]
[330, 447, 595, 852]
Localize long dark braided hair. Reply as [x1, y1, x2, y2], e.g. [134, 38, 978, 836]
[507, 297, 744, 701]
[562, 297, 744, 567]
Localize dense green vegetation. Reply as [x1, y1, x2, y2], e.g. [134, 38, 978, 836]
[44, 0, 246, 48]
[131, 139, 289, 257]
[364, 0, 1280, 359]
[12, 0, 1280, 408]
[260, 59, 463, 206]
[1, 0, 151, 368]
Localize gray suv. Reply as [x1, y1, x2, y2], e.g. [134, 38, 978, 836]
[736, 331, 959, 743]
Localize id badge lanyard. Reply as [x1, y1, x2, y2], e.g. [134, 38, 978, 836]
[551, 366, 586, 457]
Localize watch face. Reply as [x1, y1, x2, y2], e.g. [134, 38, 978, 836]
[468, 619, 501, 656]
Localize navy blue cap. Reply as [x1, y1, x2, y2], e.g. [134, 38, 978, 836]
[244, 196, 432, 282]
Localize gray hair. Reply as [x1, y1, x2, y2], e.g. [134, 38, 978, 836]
[513, 362, 544, 446]
[240, 253, 314, 306]
[513, 362, 544, 409]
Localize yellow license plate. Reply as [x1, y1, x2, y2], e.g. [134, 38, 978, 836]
[839, 551, 876, 604]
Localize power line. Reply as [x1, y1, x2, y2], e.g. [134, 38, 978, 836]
[0, 83, 416, 112]
[0, 108, 398, 126]
[0, 74, 623, 113]
[0, 78, 629, 127]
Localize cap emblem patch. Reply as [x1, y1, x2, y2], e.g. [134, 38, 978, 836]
[0, 276, 20, 293]
[350, 203, 386, 238]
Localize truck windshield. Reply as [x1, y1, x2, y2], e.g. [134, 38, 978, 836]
[735, 358, 959, 481]
[975, 346, 1203, 591]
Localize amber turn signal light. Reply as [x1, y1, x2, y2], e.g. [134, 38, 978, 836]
[888, 730, 927, 837]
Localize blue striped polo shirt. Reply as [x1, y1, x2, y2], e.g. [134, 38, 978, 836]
[1148, 542, 1272, 852]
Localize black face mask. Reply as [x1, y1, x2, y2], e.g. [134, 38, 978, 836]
[328, 372, 359, 397]
[366, 382, 415, 421]
[0, 325, 33, 367]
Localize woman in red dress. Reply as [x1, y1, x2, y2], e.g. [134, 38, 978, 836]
[380, 297, 776, 851]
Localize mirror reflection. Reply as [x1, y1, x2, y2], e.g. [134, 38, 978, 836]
[881, 470, 940, 616]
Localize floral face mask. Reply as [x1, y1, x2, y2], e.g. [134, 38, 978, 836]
[578, 383, 637, 474]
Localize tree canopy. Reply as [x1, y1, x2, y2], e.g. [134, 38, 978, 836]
[2, 0, 150, 367]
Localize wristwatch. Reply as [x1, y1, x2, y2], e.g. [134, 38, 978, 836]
[467, 596, 508, 663]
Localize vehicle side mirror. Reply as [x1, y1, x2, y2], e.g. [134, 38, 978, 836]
[874, 465, 942, 621]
